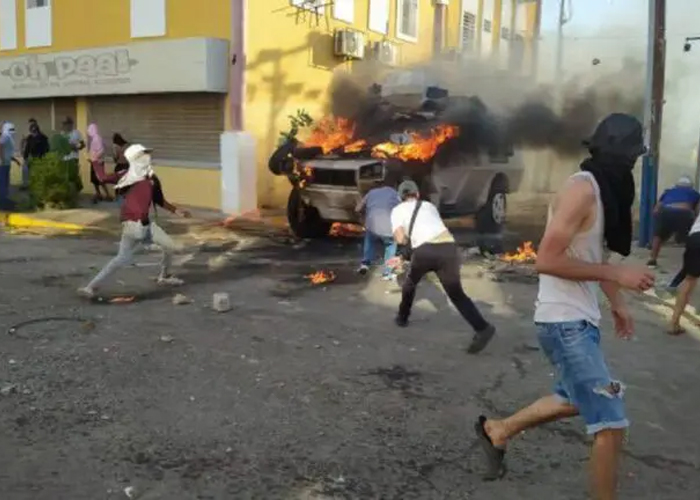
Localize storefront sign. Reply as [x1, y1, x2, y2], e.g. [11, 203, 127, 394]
[0, 37, 229, 98]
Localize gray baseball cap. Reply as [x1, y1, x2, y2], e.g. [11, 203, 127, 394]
[398, 180, 420, 198]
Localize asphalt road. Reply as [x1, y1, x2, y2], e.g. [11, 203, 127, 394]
[0, 230, 699, 500]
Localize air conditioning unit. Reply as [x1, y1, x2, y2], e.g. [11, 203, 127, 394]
[334, 30, 365, 59]
[372, 41, 398, 66]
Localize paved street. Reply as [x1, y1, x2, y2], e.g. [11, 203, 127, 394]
[0, 230, 699, 500]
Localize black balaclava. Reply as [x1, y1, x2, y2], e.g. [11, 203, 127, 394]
[580, 113, 645, 257]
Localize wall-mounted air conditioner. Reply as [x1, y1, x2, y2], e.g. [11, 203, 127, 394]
[371, 41, 398, 66]
[334, 30, 365, 59]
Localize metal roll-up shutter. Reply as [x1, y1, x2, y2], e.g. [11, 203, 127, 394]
[52, 98, 77, 132]
[0, 99, 52, 134]
[87, 93, 225, 164]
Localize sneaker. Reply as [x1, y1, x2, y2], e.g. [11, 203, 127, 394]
[467, 324, 496, 354]
[646, 259, 657, 268]
[357, 264, 370, 275]
[381, 273, 397, 282]
[77, 287, 96, 299]
[157, 275, 184, 286]
[394, 315, 408, 328]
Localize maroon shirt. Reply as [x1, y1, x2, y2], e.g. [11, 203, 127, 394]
[103, 172, 165, 223]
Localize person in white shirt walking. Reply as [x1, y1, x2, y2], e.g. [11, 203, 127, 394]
[474, 114, 655, 499]
[390, 180, 496, 354]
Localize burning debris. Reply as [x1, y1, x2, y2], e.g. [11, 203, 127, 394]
[306, 270, 336, 285]
[329, 222, 364, 237]
[502, 241, 537, 263]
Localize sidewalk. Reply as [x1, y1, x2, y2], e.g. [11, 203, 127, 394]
[0, 196, 296, 246]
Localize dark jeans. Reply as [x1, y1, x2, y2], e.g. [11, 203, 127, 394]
[398, 242, 489, 332]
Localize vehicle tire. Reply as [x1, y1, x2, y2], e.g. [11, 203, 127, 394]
[475, 179, 507, 234]
[286, 188, 332, 239]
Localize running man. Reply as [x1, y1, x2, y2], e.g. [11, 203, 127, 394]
[78, 144, 190, 298]
[668, 212, 700, 335]
[474, 114, 655, 499]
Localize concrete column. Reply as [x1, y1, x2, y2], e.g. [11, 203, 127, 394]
[75, 97, 90, 188]
[433, 0, 448, 56]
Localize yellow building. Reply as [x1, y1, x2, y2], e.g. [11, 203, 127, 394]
[0, 0, 539, 212]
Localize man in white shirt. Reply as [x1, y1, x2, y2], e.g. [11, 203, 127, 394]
[390, 180, 496, 354]
[61, 117, 85, 161]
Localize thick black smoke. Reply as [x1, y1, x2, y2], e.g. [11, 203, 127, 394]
[327, 67, 644, 159]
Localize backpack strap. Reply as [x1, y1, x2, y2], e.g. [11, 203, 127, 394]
[407, 200, 422, 241]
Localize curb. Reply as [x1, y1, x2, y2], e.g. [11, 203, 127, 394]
[1, 213, 88, 233]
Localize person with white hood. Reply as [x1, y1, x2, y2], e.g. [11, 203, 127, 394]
[0, 122, 21, 209]
[78, 144, 191, 298]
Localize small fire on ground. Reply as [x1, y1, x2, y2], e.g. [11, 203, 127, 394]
[502, 241, 537, 263]
[306, 270, 336, 285]
[329, 222, 364, 237]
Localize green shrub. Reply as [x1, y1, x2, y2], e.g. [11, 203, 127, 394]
[49, 133, 72, 157]
[28, 153, 83, 209]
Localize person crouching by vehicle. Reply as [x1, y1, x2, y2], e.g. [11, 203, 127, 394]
[390, 180, 496, 354]
[356, 177, 401, 280]
[78, 144, 191, 299]
[647, 175, 700, 267]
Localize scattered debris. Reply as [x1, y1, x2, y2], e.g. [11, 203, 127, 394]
[172, 293, 192, 305]
[306, 270, 336, 285]
[212, 292, 232, 312]
[159, 335, 174, 343]
[208, 254, 231, 271]
[483, 260, 538, 284]
[0, 384, 18, 396]
[123, 486, 136, 499]
[329, 222, 364, 237]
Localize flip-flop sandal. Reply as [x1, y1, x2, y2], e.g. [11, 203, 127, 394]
[474, 415, 507, 481]
[667, 326, 686, 336]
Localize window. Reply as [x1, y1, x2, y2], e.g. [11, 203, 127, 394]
[501, 26, 510, 40]
[368, 0, 389, 34]
[483, 19, 492, 33]
[333, 0, 353, 23]
[0, 0, 17, 50]
[291, 0, 325, 13]
[396, 0, 418, 41]
[130, 0, 166, 38]
[25, 0, 51, 48]
[461, 12, 476, 50]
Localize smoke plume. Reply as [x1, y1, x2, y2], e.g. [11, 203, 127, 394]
[327, 57, 644, 159]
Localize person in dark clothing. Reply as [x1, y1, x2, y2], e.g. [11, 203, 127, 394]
[77, 144, 191, 299]
[21, 121, 48, 189]
[112, 133, 130, 174]
[390, 179, 496, 354]
[647, 175, 700, 267]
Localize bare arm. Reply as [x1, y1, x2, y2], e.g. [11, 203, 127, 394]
[535, 179, 618, 282]
[600, 279, 624, 309]
[393, 227, 408, 245]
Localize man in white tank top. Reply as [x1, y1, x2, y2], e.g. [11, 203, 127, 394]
[473, 114, 655, 499]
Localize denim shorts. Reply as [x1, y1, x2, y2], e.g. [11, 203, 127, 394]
[536, 320, 629, 435]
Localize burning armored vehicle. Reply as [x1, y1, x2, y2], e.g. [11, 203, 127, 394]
[268, 75, 524, 239]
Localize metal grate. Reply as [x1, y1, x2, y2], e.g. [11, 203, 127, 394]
[462, 12, 476, 50]
[309, 168, 356, 187]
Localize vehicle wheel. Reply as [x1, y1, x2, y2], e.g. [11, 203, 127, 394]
[476, 180, 507, 234]
[286, 188, 332, 239]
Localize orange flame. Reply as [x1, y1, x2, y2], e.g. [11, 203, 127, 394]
[303, 117, 358, 154]
[502, 241, 537, 263]
[329, 222, 365, 237]
[371, 124, 459, 162]
[293, 162, 314, 188]
[306, 270, 336, 285]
